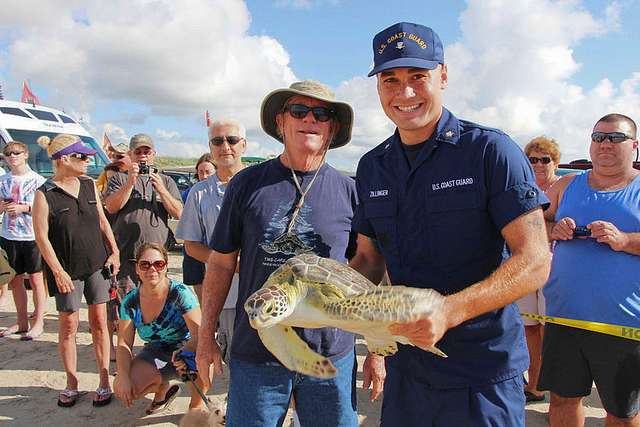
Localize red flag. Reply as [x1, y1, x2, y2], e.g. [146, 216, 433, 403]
[102, 132, 113, 153]
[205, 110, 211, 127]
[21, 80, 41, 105]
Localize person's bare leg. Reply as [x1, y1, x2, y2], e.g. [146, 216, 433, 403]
[1, 276, 29, 336]
[193, 284, 202, 306]
[524, 324, 544, 397]
[187, 377, 208, 410]
[59, 311, 80, 395]
[88, 303, 110, 391]
[605, 411, 640, 427]
[108, 320, 117, 362]
[550, 393, 585, 427]
[0, 283, 9, 308]
[26, 272, 45, 337]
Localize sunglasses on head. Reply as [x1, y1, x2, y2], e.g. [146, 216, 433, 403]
[284, 104, 334, 122]
[137, 260, 167, 271]
[591, 132, 632, 144]
[3, 151, 24, 157]
[529, 156, 552, 165]
[69, 153, 90, 161]
[210, 135, 244, 146]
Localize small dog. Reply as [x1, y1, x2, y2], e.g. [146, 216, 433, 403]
[179, 401, 226, 427]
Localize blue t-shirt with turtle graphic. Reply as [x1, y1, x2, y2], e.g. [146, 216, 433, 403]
[210, 158, 358, 365]
[119, 279, 198, 347]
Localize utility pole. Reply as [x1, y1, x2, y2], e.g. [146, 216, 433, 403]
[0, 83, 4, 100]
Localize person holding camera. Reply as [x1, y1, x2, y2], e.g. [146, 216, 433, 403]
[104, 134, 182, 288]
[540, 113, 640, 426]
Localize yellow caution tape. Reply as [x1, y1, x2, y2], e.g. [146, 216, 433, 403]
[520, 312, 640, 341]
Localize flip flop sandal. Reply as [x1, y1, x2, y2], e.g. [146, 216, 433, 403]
[20, 330, 43, 341]
[57, 389, 86, 408]
[0, 327, 28, 338]
[145, 384, 180, 415]
[525, 391, 546, 403]
[92, 387, 113, 407]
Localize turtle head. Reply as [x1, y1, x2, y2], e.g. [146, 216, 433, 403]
[245, 285, 294, 328]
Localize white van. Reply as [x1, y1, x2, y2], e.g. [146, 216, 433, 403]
[0, 100, 109, 177]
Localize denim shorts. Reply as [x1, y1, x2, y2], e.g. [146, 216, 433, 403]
[227, 351, 358, 427]
[381, 370, 525, 426]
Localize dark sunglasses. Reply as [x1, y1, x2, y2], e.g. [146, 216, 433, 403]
[3, 151, 24, 157]
[284, 104, 334, 122]
[113, 154, 126, 160]
[210, 136, 244, 146]
[529, 156, 552, 165]
[137, 260, 167, 271]
[591, 132, 632, 144]
[69, 153, 90, 161]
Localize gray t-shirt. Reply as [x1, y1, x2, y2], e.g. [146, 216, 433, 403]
[105, 171, 181, 278]
[176, 174, 239, 309]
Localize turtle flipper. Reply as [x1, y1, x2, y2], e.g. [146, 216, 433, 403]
[364, 336, 398, 356]
[257, 325, 337, 379]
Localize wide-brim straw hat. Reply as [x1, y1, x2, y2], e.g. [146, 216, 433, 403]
[260, 80, 354, 149]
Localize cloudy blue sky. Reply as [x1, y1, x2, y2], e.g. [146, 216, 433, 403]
[1, 0, 639, 171]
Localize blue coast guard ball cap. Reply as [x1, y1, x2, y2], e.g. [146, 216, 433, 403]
[368, 22, 444, 77]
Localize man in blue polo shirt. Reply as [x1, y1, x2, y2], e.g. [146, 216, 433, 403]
[350, 22, 551, 426]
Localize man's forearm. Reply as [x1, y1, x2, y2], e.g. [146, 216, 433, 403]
[200, 258, 234, 339]
[159, 191, 183, 219]
[185, 241, 212, 263]
[622, 232, 640, 256]
[104, 182, 134, 214]
[445, 245, 551, 330]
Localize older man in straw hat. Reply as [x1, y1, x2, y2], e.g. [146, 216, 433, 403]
[196, 80, 359, 426]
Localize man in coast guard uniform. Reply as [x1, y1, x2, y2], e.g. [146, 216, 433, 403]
[349, 22, 551, 426]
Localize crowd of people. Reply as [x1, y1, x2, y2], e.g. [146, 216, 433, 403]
[0, 20, 638, 427]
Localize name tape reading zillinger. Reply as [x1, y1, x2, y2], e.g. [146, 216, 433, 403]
[520, 312, 640, 341]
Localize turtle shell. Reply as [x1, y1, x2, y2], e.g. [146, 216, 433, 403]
[285, 253, 376, 297]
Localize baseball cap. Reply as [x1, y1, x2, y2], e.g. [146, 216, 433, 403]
[129, 134, 155, 151]
[368, 22, 444, 77]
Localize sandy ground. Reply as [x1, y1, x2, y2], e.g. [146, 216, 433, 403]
[0, 251, 607, 426]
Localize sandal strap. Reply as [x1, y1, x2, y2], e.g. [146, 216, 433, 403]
[95, 387, 112, 397]
[60, 389, 80, 398]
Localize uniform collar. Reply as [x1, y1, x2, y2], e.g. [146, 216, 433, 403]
[374, 107, 461, 159]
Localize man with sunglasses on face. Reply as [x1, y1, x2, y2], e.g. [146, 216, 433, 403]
[196, 81, 359, 426]
[348, 23, 551, 426]
[176, 119, 246, 364]
[104, 134, 183, 289]
[539, 113, 640, 427]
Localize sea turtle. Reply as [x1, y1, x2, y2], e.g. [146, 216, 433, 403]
[244, 253, 446, 379]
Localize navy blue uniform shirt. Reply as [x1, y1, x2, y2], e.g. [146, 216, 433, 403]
[353, 107, 549, 388]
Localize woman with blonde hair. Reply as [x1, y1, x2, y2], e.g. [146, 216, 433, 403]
[518, 136, 574, 403]
[33, 133, 120, 407]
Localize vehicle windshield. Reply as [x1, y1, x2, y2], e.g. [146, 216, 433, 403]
[3, 129, 109, 178]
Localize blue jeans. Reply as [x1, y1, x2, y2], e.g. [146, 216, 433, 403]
[227, 351, 358, 427]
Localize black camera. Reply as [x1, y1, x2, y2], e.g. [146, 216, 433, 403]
[573, 226, 591, 237]
[138, 161, 157, 175]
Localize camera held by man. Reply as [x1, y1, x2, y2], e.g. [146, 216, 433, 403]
[138, 161, 158, 175]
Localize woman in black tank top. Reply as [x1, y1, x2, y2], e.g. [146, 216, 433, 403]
[32, 134, 120, 408]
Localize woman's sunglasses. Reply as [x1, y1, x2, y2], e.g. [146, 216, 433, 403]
[137, 260, 167, 271]
[3, 151, 24, 157]
[69, 153, 90, 161]
[210, 136, 244, 146]
[528, 156, 552, 165]
[284, 104, 334, 122]
[591, 132, 632, 144]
